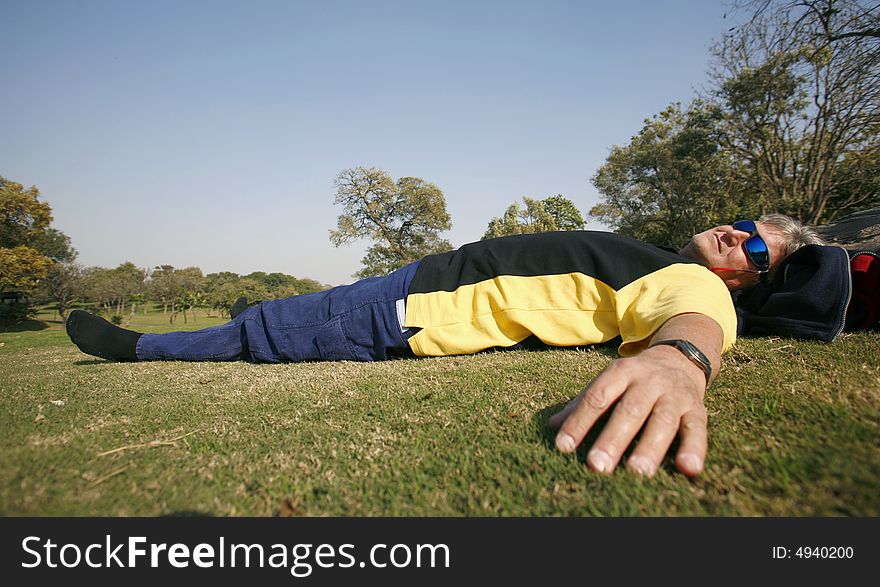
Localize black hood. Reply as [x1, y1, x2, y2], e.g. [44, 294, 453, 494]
[732, 245, 852, 342]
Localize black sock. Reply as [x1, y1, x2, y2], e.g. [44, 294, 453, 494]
[230, 297, 249, 319]
[230, 297, 262, 319]
[66, 310, 142, 361]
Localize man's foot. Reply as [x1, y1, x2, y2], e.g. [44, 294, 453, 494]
[230, 297, 262, 319]
[65, 310, 142, 361]
[230, 297, 249, 319]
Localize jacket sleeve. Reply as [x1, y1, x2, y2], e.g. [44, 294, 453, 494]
[613, 264, 737, 356]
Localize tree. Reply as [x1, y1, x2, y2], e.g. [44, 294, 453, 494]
[84, 263, 146, 319]
[243, 271, 299, 297]
[590, 102, 745, 247]
[38, 262, 84, 320]
[0, 177, 54, 294]
[0, 177, 51, 248]
[0, 246, 53, 292]
[32, 228, 77, 263]
[204, 275, 270, 318]
[483, 195, 585, 239]
[291, 277, 326, 295]
[330, 167, 453, 278]
[734, 0, 880, 43]
[542, 194, 586, 231]
[590, 0, 878, 239]
[31, 228, 81, 320]
[826, 141, 880, 212]
[148, 265, 178, 315]
[483, 197, 558, 239]
[167, 267, 205, 324]
[202, 270, 325, 318]
[710, 0, 880, 223]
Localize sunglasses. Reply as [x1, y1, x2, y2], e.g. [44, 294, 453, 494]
[732, 219, 771, 273]
[709, 220, 771, 283]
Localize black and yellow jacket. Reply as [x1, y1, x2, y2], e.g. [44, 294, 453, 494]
[403, 231, 737, 357]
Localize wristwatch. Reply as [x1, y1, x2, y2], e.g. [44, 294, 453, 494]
[649, 339, 712, 386]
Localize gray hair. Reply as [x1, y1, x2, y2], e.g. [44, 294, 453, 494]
[758, 213, 826, 258]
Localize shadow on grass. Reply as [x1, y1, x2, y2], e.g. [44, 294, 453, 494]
[475, 336, 622, 358]
[74, 359, 115, 366]
[1, 319, 50, 332]
[528, 338, 624, 459]
[532, 402, 611, 463]
[532, 395, 686, 475]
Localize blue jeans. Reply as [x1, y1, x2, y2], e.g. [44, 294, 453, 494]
[136, 261, 420, 363]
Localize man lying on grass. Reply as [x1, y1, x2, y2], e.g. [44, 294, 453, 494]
[66, 214, 823, 478]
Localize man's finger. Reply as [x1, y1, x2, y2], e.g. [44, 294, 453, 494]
[586, 383, 657, 474]
[626, 398, 682, 476]
[674, 408, 708, 477]
[554, 370, 627, 456]
[548, 396, 579, 430]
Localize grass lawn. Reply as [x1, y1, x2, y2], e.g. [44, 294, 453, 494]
[1, 307, 878, 516]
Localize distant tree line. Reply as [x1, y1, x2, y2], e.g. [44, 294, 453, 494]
[0, 176, 328, 327]
[34, 263, 327, 326]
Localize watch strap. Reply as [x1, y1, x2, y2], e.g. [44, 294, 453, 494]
[650, 339, 712, 386]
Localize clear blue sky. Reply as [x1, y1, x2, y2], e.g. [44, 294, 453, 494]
[1, 0, 741, 285]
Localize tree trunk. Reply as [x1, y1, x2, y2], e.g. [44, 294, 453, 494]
[124, 303, 136, 328]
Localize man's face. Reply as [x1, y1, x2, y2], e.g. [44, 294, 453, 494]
[679, 222, 787, 290]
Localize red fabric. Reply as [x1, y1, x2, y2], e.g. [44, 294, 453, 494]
[849, 253, 880, 330]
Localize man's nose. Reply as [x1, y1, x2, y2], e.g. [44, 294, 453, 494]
[720, 226, 747, 246]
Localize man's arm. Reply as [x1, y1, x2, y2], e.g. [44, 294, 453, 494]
[548, 313, 723, 477]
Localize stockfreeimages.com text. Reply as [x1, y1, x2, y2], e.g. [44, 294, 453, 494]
[21, 535, 450, 577]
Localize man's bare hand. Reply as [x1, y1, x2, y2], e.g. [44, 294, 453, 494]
[548, 313, 725, 477]
[549, 345, 708, 476]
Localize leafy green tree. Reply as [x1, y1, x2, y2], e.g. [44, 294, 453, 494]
[292, 277, 325, 295]
[0, 246, 52, 292]
[330, 167, 453, 278]
[243, 271, 298, 297]
[173, 290, 205, 325]
[204, 275, 271, 318]
[483, 195, 585, 239]
[542, 195, 586, 231]
[37, 262, 84, 320]
[167, 267, 205, 324]
[827, 141, 880, 213]
[31, 228, 81, 319]
[710, 0, 880, 222]
[202, 271, 325, 317]
[83, 262, 146, 319]
[148, 265, 177, 315]
[0, 177, 54, 294]
[32, 228, 77, 263]
[591, 101, 747, 247]
[483, 197, 557, 239]
[0, 177, 51, 247]
[591, 0, 878, 238]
